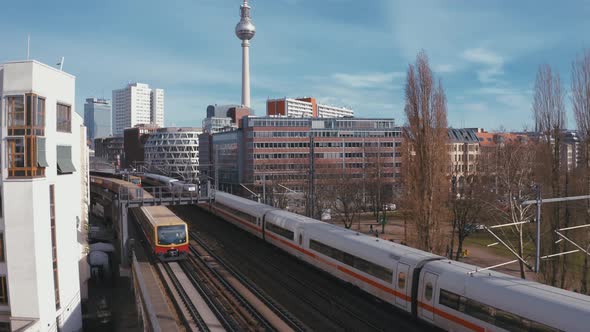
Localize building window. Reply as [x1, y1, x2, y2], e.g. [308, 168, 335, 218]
[6, 96, 25, 132]
[56, 145, 76, 174]
[6, 94, 44, 136]
[50, 185, 60, 309]
[6, 94, 45, 178]
[0, 276, 7, 305]
[0, 322, 10, 332]
[56, 103, 71, 133]
[0, 234, 4, 262]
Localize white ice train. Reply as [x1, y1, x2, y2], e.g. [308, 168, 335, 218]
[140, 173, 197, 194]
[204, 191, 590, 332]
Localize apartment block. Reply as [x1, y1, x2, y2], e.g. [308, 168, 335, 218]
[266, 97, 353, 118]
[112, 83, 164, 136]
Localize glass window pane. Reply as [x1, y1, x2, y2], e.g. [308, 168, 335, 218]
[465, 298, 493, 323]
[425, 282, 433, 301]
[398, 272, 406, 289]
[439, 289, 460, 310]
[495, 309, 527, 332]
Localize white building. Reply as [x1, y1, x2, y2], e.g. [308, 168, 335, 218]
[266, 97, 353, 118]
[0, 61, 87, 331]
[112, 83, 164, 136]
[317, 103, 354, 118]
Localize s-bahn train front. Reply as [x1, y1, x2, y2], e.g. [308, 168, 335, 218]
[154, 223, 189, 261]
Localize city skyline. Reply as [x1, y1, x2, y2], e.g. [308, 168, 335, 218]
[1, 1, 590, 129]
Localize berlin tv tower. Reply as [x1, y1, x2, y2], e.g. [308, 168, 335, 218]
[235, 0, 256, 108]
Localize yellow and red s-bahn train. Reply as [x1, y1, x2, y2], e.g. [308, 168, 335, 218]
[131, 205, 189, 261]
[90, 175, 189, 261]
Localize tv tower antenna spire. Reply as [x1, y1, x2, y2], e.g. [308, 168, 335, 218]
[235, 0, 256, 108]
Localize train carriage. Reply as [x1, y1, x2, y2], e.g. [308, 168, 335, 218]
[204, 191, 590, 332]
[131, 205, 189, 261]
[211, 191, 276, 238]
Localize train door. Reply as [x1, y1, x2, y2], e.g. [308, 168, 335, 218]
[296, 228, 304, 259]
[420, 272, 438, 322]
[395, 263, 410, 310]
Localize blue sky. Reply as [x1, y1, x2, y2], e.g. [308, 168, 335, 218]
[1, 0, 590, 130]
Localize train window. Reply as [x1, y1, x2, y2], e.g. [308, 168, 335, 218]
[341, 252, 353, 266]
[266, 223, 294, 240]
[424, 282, 433, 301]
[465, 298, 493, 324]
[439, 289, 460, 310]
[529, 321, 560, 332]
[398, 272, 406, 289]
[309, 239, 393, 282]
[495, 309, 527, 332]
[440, 288, 560, 332]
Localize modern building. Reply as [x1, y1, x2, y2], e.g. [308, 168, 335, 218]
[0, 60, 86, 331]
[202, 104, 251, 134]
[123, 124, 160, 169]
[199, 104, 251, 179]
[266, 97, 354, 118]
[83, 98, 111, 145]
[111, 83, 164, 136]
[206, 117, 401, 208]
[144, 127, 202, 181]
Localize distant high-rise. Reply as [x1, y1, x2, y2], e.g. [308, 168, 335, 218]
[84, 98, 111, 143]
[111, 83, 164, 136]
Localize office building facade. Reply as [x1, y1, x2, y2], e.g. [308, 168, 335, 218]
[0, 60, 86, 331]
[83, 98, 111, 144]
[111, 83, 164, 136]
[207, 117, 401, 201]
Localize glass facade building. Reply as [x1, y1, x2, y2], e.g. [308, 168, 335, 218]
[84, 98, 111, 144]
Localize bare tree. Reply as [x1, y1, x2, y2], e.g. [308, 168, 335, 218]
[449, 175, 485, 261]
[402, 51, 450, 252]
[329, 169, 363, 229]
[484, 142, 537, 279]
[532, 64, 566, 286]
[572, 50, 590, 293]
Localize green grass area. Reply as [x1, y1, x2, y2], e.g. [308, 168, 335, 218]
[464, 231, 536, 259]
[465, 231, 588, 284]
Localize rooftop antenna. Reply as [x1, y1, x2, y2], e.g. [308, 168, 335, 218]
[26, 34, 30, 60]
[56, 57, 64, 71]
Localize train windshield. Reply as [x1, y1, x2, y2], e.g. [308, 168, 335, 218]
[157, 225, 187, 245]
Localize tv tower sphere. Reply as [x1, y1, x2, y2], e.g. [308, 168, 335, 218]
[236, 0, 256, 41]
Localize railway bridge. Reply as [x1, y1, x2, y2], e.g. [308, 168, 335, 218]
[89, 171, 213, 267]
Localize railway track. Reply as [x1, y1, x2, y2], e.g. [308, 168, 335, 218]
[157, 262, 212, 332]
[189, 231, 308, 332]
[172, 205, 438, 331]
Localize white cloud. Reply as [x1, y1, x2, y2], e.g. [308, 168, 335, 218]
[462, 48, 504, 83]
[331, 71, 403, 89]
[434, 64, 455, 73]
